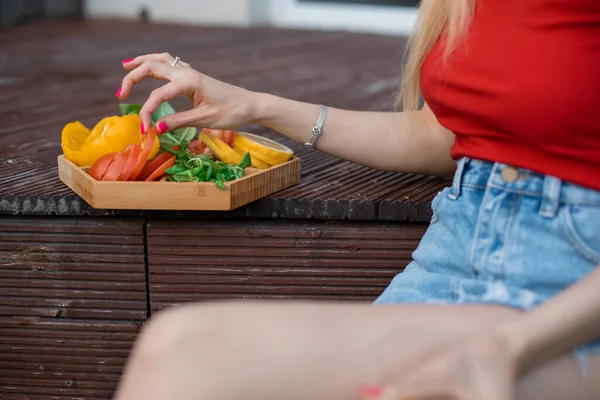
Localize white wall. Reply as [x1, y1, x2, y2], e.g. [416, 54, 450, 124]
[267, 0, 416, 36]
[84, 0, 255, 26]
[84, 0, 415, 35]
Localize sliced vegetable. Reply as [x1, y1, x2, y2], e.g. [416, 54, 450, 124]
[202, 128, 235, 148]
[233, 132, 293, 166]
[188, 139, 209, 155]
[144, 155, 176, 182]
[62, 114, 142, 167]
[200, 132, 242, 165]
[233, 147, 270, 169]
[128, 127, 158, 181]
[145, 132, 161, 160]
[102, 151, 129, 181]
[118, 144, 142, 181]
[88, 152, 116, 181]
[136, 151, 175, 181]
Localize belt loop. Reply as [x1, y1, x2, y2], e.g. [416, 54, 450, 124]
[539, 175, 562, 218]
[448, 157, 470, 200]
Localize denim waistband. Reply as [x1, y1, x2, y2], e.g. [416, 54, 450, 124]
[449, 158, 600, 211]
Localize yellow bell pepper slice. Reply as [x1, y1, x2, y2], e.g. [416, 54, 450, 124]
[61, 114, 143, 167]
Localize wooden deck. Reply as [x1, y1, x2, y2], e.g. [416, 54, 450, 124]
[0, 20, 446, 398]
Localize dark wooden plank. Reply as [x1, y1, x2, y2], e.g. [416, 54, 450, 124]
[378, 176, 451, 221]
[0, 317, 140, 400]
[0, 217, 147, 320]
[147, 219, 425, 311]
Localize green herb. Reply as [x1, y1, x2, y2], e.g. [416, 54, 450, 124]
[119, 104, 142, 116]
[152, 102, 176, 123]
[119, 101, 197, 148]
[164, 146, 250, 190]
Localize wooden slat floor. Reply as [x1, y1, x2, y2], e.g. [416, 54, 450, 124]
[0, 20, 448, 221]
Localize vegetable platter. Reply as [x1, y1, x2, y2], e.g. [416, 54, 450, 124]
[58, 102, 300, 211]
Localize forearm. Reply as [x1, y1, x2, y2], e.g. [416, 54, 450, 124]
[500, 265, 600, 375]
[252, 93, 456, 177]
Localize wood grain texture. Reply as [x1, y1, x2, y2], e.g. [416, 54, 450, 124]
[147, 219, 426, 311]
[0, 317, 140, 399]
[0, 217, 147, 320]
[58, 155, 301, 211]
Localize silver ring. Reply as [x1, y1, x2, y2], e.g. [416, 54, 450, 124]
[171, 56, 181, 67]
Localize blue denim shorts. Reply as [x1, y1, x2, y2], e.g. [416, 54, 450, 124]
[375, 157, 600, 373]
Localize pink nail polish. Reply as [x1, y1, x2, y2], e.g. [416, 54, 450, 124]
[358, 386, 383, 399]
[115, 87, 122, 98]
[122, 58, 134, 64]
[157, 122, 168, 134]
[140, 123, 146, 135]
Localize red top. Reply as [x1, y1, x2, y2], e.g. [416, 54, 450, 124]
[421, 0, 600, 190]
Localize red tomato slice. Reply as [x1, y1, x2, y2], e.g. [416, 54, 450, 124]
[201, 128, 235, 148]
[118, 144, 142, 181]
[145, 155, 176, 182]
[89, 152, 116, 181]
[136, 151, 174, 181]
[188, 139, 207, 155]
[223, 130, 235, 147]
[102, 151, 129, 181]
[128, 127, 158, 181]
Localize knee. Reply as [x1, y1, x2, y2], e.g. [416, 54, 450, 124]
[131, 303, 234, 365]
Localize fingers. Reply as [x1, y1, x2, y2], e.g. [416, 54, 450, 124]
[155, 108, 206, 134]
[122, 52, 191, 70]
[138, 80, 187, 131]
[118, 61, 185, 101]
[122, 52, 175, 69]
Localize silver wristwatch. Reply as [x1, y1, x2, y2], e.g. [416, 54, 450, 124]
[304, 105, 328, 148]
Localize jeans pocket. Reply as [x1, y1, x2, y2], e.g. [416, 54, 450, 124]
[560, 204, 600, 265]
[430, 186, 452, 225]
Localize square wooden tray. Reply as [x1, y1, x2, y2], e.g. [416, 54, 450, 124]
[57, 155, 301, 211]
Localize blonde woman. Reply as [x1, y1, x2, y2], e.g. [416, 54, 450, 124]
[114, 1, 600, 399]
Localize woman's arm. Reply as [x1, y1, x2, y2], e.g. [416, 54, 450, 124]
[504, 265, 600, 375]
[118, 53, 456, 178]
[255, 94, 456, 177]
[369, 266, 600, 400]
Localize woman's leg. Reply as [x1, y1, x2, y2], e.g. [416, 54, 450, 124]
[114, 301, 600, 400]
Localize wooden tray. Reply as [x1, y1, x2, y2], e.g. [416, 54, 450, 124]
[57, 155, 301, 211]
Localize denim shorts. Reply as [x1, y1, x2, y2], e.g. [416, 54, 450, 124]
[375, 157, 600, 373]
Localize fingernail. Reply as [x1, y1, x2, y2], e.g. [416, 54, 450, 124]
[358, 386, 383, 399]
[157, 122, 168, 134]
[115, 86, 122, 98]
[140, 123, 146, 135]
[122, 58, 134, 64]
[153, 52, 158, 54]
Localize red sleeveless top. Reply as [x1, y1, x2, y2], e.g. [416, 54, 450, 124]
[421, 0, 600, 190]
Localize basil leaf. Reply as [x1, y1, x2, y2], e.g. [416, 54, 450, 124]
[152, 101, 176, 123]
[175, 127, 197, 142]
[238, 153, 252, 169]
[215, 180, 226, 190]
[119, 104, 143, 116]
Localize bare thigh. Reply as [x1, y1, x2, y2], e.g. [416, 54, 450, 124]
[115, 301, 600, 400]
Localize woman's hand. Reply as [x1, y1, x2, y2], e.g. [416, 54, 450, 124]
[360, 332, 517, 400]
[117, 53, 258, 133]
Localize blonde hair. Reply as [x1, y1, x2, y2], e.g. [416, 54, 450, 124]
[399, 0, 475, 111]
